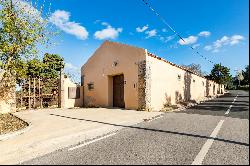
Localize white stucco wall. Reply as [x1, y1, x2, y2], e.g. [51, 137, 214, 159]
[147, 53, 223, 111]
[63, 77, 84, 108]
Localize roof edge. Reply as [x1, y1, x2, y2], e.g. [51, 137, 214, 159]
[147, 52, 208, 80]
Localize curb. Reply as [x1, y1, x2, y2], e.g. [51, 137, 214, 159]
[0, 114, 32, 141]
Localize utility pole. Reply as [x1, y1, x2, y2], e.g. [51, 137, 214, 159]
[28, 76, 31, 109]
[219, 63, 222, 94]
[58, 67, 65, 108]
[34, 77, 36, 108]
[39, 78, 42, 109]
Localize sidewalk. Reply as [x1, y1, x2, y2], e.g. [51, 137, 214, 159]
[0, 108, 162, 164]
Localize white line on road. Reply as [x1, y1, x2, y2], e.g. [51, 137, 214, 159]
[225, 106, 232, 115]
[192, 120, 225, 165]
[68, 133, 117, 151]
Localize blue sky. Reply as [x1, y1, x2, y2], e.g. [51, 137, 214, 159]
[36, 0, 249, 79]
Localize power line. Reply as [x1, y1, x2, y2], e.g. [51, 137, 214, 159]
[141, 0, 217, 65]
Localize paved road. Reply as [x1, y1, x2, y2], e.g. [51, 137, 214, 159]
[23, 90, 249, 165]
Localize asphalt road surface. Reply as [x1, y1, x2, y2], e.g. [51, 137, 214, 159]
[23, 90, 249, 165]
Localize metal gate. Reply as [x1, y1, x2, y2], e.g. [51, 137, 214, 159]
[16, 77, 59, 110]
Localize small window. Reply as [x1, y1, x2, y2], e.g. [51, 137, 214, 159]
[87, 82, 94, 91]
[177, 74, 181, 81]
[193, 79, 196, 83]
[68, 87, 80, 99]
[202, 81, 204, 86]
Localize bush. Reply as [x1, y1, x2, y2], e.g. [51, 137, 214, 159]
[238, 85, 249, 91]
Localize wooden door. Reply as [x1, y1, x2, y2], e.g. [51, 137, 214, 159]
[113, 74, 125, 108]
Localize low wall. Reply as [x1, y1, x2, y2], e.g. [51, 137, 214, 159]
[62, 77, 84, 108]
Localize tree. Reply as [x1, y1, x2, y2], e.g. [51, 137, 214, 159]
[0, 0, 52, 100]
[43, 53, 64, 79]
[181, 63, 205, 76]
[27, 58, 44, 78]
[236, 70, 244, 86]
[210, 64, 231, 85]
[242, 65, 249, 85]
[14, 59, 28, 85]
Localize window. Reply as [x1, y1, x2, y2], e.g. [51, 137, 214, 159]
[202, 81, 204, 86]
[68, 87, 80, 99]
[193, 79, 196, 83]
[177, 74, 181, 81]
[87, 82, 94, 90]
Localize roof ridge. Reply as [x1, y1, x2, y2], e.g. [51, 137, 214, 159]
[104, 40, 145, 51]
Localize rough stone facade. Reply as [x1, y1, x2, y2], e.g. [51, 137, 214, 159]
[138, 60, 146, 110]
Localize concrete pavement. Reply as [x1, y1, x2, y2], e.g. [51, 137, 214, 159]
[0, 108, 162, 164]
[22, 90, 249, 165]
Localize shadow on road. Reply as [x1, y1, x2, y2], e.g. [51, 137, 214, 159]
[177, 92, 249, 119]
[49, 113, 249, 147]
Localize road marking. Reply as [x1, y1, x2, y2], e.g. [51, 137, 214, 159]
[225, 106, 232, 115]
[229, 95, 238, 112]
[146, 115, 164, 122]
[192, 120, 225, 165]
[68, 133, 116, 151]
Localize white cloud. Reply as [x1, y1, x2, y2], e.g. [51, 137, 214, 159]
[145, 29, 157, 38]
[192, 43, 200, 49]
[160, 35, 176, 43]
[230, 35, 244, 45]
[178, 35, 198, 45]
[101, 22, 110, 27]
[199, 31, 211, 37]
[94, 20, 101, 24]
[166, 35, 175, 42]
[65, 62, 78, 70]
[204, 45, 213, 51]
[160, 36, 165, 41]
[204, 35, 244, 52]
[214, 36, 230, 48]
[212, 49, 220, 53]
[94, 23, 122, 40]
[49, 10, 89, 40]
[162, 28, 167, 32]
[136, 25, 149, 32]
